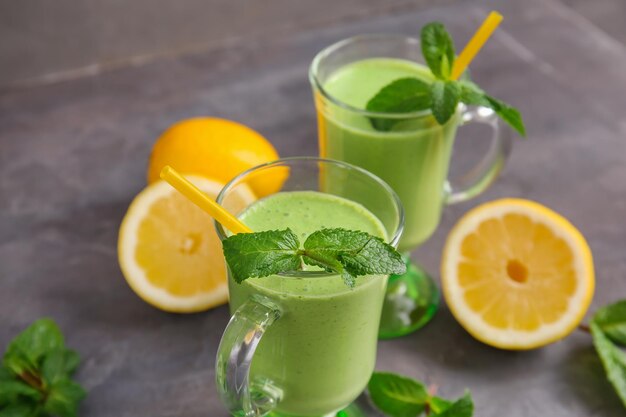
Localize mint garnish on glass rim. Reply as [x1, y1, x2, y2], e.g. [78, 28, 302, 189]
[366, 22, 526, 136]
[222, 228, 406, 287]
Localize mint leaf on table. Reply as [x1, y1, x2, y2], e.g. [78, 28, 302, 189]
[0, 370, 42, 405]
[591, 321, 626, 407]
[430, 80, 460, 124]
[4, 319, 64, 376]
[368, 371, 474, 417]
[593, 301, 626, 345]
[43, 379, 86, 417]
[431, 393, 474, 417]
[421, 22, 456, 79]
[41, 349, 81, 385]
[0, 403, 39, 417]
[368, 372, 429, 417]
[1, 319, 85, 417]
[222, 228, 406, 288]
[428, 396, 453, 414]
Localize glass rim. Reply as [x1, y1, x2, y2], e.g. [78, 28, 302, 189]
[309, 33, 433, 120]
[215, 156, 405, 278]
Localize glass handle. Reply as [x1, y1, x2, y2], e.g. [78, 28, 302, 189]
[216, 296, 282, 417]
[445, 106, 513, 205]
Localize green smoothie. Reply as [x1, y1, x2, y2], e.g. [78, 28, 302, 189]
[319, 58, 459, 252]
[228, 191, 388, 416]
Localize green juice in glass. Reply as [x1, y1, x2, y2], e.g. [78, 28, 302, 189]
[228, 191, 388, 416]
[319, 58, 459, 252]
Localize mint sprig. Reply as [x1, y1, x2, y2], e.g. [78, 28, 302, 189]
[591, 322, 626, 407]
[592, 300, 626, 345]
[1, 319, 86, 417]
[366, 21, 526, 136]
[222, 228, 406, 287]
[368, 371, 474, 417]
[590, 300, 626, 407]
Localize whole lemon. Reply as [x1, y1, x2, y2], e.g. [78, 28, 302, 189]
[147, 118, 282, 196]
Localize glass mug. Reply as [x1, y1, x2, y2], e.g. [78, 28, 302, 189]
[309, 34, 512, 338]
[215, 158, 404, 417]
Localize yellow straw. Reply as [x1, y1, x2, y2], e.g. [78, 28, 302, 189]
[160, 166, 252, 234]
[451, 11, 503, 80]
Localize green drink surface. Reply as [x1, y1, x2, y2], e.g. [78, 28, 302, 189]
[324, 57, 435, 111]
[228, 191, 388, 415]
[321, 58, 458, 251]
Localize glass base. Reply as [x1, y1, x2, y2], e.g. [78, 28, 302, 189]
[378, 257, 439, 339]
[266, 393, 380, 417]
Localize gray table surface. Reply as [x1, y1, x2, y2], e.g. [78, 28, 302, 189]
[2, 0, 626, 415]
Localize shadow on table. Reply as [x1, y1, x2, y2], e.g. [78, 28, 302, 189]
[561, 345, 624, 416]
[382, 304, 545, 373]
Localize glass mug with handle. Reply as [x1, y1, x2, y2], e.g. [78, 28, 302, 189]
[215, 158, 404, 417]
[309, 34, 512, 338]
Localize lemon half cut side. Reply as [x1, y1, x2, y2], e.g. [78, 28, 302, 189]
[118, 176, 255, 313]
[441, 198, 594, 350]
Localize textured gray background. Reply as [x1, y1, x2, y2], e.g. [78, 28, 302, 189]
[1, 0, 626, 416]
[0, 0, 451, 88]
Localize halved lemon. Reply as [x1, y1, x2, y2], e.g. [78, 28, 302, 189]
[118, 176, 255, 312]
[441, 198, 594, 350]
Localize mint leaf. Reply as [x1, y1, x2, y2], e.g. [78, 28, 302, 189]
[366, 78, 432, 131]
[430, 80, 460, 125]
[3, 319, 64, 376]
[484, 96, 526, 137]
[366, 78, 432, 113]
[368, 372, 429, 417]
[458, 80, 526, 136]
[591, 321, 626, 407]
[41, 349, 80, 385]
[431, 392, 473, 417]
[223, 228, 405, 287]
[429, 396, 453, 414]
[594, 301, 626, 346]
[458, 80, 490, 107]
[0, 370, 42, 406]
[303, 228, 406, 287]
[43, 379, 86, 417]
[1, 319, 85, 416]
[222, 229, 301, 283]
[0, 403, 39, 417]
[367, 371, 475, 417]
[421, 22, 455, 79]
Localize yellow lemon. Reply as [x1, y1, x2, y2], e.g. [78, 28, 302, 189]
[118, 176, 255, 312]
[147, 117, 283, 197]
[441, 198, 594, 350]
